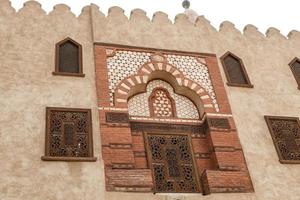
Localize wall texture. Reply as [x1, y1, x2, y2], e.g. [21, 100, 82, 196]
[0, 1, 105, 200]
[1, 0, 300, 199]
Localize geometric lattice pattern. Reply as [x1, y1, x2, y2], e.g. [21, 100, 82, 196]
[46, 108, 91, 157]
[106, 50, 218, 110]
[265, 116, 300, 162]
[146, 134, 200, 193]
[150, 89, 174, 118]
[128, 80, 199, 119]
[107, 50, 151, 105]
[166, 54, 218, 111]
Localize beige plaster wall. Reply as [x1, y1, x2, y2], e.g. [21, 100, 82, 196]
[0, 1, 105, 200]
[2, 0, 300, 199]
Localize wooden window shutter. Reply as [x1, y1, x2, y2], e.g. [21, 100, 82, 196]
[221, 52, 253, 87]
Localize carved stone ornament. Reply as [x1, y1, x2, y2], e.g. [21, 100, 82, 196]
[106, 48, 116, 57]
[150, 53, 166, 62]
[208, 118, 231, 129]
[106, 112, 129, 123]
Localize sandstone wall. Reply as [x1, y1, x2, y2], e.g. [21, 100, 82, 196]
[1, 0, 300, 200]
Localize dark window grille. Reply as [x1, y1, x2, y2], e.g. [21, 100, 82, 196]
[53, 38, 84, 77]
[59, 41, 80, 73]
[41, 107, 96, 162]
[265, 116, 300, 163]
[145, 133, 200, 193]
[289, 58, 300, 89]
[221, 52, 253, 87]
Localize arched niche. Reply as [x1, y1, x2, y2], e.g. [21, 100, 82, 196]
[126, 70, 206, 118]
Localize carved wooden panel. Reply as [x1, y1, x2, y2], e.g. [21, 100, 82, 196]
[145, 133, 200, 193]
[221, 52, 252, 87]
[208, 118, 231, 129]
[106, 112, 129, 123]
[265, 116, 300, 163]
[44, 107, 93, 158]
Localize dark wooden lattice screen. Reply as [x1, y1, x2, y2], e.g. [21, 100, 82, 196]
[59, 41, 80, 73]
[145, 133, 200, 193]
[289, 58, 300, 88]
[265, 116, 300, 163]
[44, 107, 93, 158]
[221, 52, 252, 87]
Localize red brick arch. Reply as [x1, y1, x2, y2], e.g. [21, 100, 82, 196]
[114, 61, 216, 116]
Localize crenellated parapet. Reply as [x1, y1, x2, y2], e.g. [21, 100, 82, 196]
[1, 0, 300, 90]
[0, 0, 15, 15]
[1, 0, 299, 47]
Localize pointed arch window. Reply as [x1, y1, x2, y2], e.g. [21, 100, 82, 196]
[220, 52, 253, 87]
[289, 58, 300, 89]
[149, 88, 176, 118]
[53, 38, 84, 77]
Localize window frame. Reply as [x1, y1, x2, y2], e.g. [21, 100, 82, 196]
[289, 57, 300, 90]
[220, 51, 253, 88]
[264, 115, 300, 164]
[53, 37, 85, 77]
[41, 107, 96, 162]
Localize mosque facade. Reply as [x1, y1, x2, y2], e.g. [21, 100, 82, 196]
[1, 1, 300, 200]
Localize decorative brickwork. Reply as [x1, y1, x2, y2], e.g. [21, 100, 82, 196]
[94, 44, 253, 194]
[106, 50, 151, 105]
[166, 54, 217, 106]
[128, 80, 199, 119]
[106, 48, 219, 112]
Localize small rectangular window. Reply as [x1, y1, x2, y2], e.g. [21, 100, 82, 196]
[265, 116, 300, 164]
[41, 107, 96, 162]
[221, 52, 253, 87]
